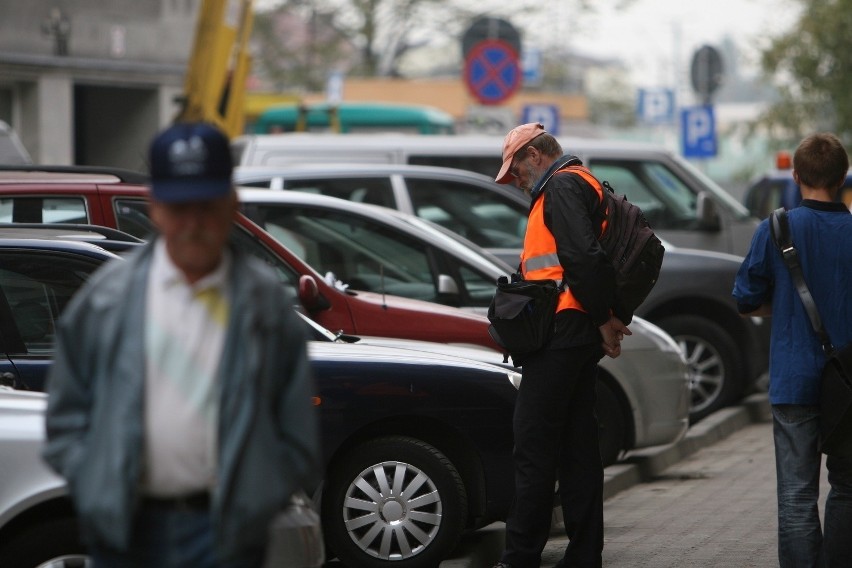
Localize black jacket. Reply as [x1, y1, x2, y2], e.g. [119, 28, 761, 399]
[531, 155, 617, 348]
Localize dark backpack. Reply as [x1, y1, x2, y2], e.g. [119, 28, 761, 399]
[561, 165, 665, 322]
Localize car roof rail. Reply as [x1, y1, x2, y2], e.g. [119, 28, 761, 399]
[0, 222, 145, 242]
[0, 164, 150, 185]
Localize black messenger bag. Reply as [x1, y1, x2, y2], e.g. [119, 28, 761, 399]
[487, 276, 561, 365]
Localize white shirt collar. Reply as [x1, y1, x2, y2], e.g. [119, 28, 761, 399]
[151, 239, 232, 294]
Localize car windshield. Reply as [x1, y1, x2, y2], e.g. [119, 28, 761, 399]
[404, 177, 527, 248]
[241, 201, 502, 307]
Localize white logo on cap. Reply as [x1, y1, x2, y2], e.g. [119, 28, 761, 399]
[168, 135, 207, 176]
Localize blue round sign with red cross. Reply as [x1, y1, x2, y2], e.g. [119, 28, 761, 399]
[464, 39, 521, 105]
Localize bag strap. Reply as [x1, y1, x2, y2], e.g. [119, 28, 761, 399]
[769, 207, 836, 356]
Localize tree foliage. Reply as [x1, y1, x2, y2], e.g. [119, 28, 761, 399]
[759, 0, 852, 147]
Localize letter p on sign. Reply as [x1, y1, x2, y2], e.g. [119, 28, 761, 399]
[681, 105, 717, 158]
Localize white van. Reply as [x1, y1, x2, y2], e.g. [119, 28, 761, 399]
[232, 132, 759, 257]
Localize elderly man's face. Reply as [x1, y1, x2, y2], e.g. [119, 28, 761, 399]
[149, 191, 237, 284]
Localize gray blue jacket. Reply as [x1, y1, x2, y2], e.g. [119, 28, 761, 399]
[42, 239, 320, 562]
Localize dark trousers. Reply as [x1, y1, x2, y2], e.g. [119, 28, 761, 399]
[501, 344, 604, 568]
[90, 502, 263, 568]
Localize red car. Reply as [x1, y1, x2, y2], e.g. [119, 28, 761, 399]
[0, 166, 498, 351]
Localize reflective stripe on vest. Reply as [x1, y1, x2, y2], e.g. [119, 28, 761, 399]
[521, 165, 605, 313]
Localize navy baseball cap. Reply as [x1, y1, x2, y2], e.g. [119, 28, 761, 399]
[148, 122, 233, 203]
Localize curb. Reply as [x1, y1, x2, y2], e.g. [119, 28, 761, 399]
[441, 393, 771, 566]
[606, 392, 770, 496]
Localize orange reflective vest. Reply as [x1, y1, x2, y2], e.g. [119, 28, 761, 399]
[521, 164, 607, 313]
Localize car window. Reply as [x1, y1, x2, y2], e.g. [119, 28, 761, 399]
[114, 198, 156, 239]
[0, 196, 88, 224]
[0, 250, 100, 354]
[404, 177, 527, 248]
[744, 178, 787, 219]
[246, 204, 440, 302]
[458, 265, 497, 305]
[239, 180, 275, 189]
[282, 177, 396, 208]
[111, 197, 301, 295]
[228, 225, 300, 296]
[589, 160, 696, 229]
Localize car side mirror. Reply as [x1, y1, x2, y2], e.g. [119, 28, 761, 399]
[437, 274, 460, 296]
[298, 275, 329, 311]
[696, 191, 721, 231]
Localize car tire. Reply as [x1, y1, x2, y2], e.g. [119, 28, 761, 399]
[596, 378, 627, 467]
[657, 314, 745, 423]
[322, 435, 467, 568]
[0, 516, 89, 567]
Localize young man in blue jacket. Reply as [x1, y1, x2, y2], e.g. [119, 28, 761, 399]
[43, 122, 320, 567]
[733, 132, 852, 567]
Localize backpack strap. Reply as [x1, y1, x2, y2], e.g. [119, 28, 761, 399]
[769, 207, 836, 356]
[555, 164, 609, 237]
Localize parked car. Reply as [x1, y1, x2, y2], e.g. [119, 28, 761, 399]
[0, 221, 687, 468]
[0, 166, 501, 352]
[0, 388, 84, 567]
[231, 133, 760, 256]
[235, 188, 769, 422]
[0, 235, 519, 568]
[234, 163, 530, 264]
[298, 312, 689, 469]
[742, 152, 852, 219]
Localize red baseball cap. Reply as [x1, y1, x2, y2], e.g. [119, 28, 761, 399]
[495, 122, 546, 184]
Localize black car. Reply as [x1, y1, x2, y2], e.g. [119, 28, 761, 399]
[0, 234, 519, 568]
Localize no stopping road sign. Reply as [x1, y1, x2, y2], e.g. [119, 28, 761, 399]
[464, 39, 521, 105]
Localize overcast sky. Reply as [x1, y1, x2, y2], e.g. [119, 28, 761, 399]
[530, 0, 802, 87]
[255, 0, 803, 89]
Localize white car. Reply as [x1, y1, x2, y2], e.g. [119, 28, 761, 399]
[0, 388, 84, 567]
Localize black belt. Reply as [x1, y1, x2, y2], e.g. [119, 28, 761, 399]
[141, 491, 211, 511]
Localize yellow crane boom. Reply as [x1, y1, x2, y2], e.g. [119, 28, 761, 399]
[175, 0, 254, 138]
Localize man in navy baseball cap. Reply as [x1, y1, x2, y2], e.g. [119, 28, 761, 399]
[147, 121, 238, 284]
[149, 121, 233, 203]
[43, 118, 319, 567]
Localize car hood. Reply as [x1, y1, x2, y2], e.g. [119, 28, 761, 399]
[337, 315, 682, 366]
[307, 340, 517, 377]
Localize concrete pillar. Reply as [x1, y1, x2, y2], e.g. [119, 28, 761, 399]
[36, 74, 73, 165]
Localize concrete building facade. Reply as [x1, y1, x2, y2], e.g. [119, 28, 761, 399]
[0, 0, 196, 169]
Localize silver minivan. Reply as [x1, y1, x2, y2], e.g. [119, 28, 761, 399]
[233, 133, 759, 256]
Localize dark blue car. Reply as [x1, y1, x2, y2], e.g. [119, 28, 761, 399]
[0, 234, 519, 568]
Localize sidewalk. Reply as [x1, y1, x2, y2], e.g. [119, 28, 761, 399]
[444, 393, 829, 567]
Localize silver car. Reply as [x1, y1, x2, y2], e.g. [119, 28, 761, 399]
[0, 388, 85, 567]
[241, 188, 691, 463]
[236, 187, 768, 422]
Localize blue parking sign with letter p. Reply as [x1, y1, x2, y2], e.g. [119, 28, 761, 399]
[681, 106, 717, 158]
[521, 104, 559, 135]
[638, 88, 675, 124]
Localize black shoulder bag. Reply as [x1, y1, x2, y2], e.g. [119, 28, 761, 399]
[487, 274, 561, 367]
[770, 207, 852, 457]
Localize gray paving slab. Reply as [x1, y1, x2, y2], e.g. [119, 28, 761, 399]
[444, 393, 831, 568]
